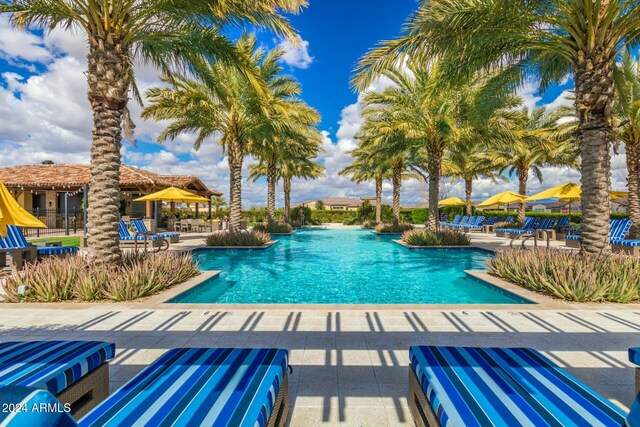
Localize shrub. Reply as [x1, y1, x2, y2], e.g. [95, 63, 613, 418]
[488, 249, 640, 303]
[361, 220, 378, 229]
[402, 230, 471, 246]
[205, 230, 271, 247]
[342, 217, 361, 225]
[2, 252, 199, 303]
[409, 208, 429, 224]
[253, 222, 292, 234]
[374, 222, 414, 233]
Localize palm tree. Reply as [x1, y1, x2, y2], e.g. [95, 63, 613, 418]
[251, 92, 321, 225]
[211, 196, 227, 215]
[359, 61, 457, 230]
[249, 155, 324, 224]
[353, 0, 640, 253]
[250, 129, 321, 226]
[0, 0, 304, 262]
[443, 142, 505, 216]
[484, 106, 578, 223]
[614, 50, 640, 238]
[282, 158, 324, 224]
[339, 146, 391, 223]
[143, 36, 296, 234]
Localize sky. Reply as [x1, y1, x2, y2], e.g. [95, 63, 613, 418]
[0, 1, 629, 208]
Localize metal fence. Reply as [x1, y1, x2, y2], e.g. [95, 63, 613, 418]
[24, 208, 85, 237]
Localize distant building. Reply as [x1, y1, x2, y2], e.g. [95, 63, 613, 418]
[294, 197, 375, 211]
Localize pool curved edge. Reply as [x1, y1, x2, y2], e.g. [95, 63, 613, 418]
[157, 269, 565, 309]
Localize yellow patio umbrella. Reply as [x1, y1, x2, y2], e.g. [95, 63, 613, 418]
[134, 187, 210, 203]
[610, 191, 629, 201]
[477, 191, 528, 208]
[524, 183, 581, 202]
[438, 197, 468, 206]
[0, 180, 46, 237]
[525, 183, 628, 202]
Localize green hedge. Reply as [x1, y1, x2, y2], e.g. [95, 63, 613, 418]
[480, 210, 629, 224]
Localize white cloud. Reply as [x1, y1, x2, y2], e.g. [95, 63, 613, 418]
[0, 23, 631, 208]
[277, 39, 313, 69]
[517, 80, 542, 112]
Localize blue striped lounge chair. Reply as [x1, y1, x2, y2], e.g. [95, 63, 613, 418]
[565, 219, 632, 249]
[118, 220, 163, 247]
[495, 216, 537, 237]
[130, 219, 180, 244]
[440, 215, 449, 223]
[408, 346, 637, 427]
[0, 347, 290, 427]
[611, 222, 640, 256]
[553, 216, 570, 230]
[447, 216, 470, 229]
[1, 226, 78, 269]
[440, 214, 460, 226]
[458, 216, 485, 232]
[446, 215, 469, 230]
[0, 341, 115, 418]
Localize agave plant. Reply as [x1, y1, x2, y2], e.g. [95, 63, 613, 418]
[488, 249, 640, 303]
[375, 222, 414, 233]
[402, 230, 471, 246]
[2, 252, 199, 303]
[205, 230, 271, 247]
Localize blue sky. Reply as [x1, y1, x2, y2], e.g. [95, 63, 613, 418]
[0, 2, 628, 206]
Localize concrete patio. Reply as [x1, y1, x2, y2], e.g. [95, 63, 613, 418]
[1, 306, 638, 426]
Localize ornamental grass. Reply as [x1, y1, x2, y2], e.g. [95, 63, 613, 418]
[402, 229, 471, 246]
[361, 220, 378, 229]
[253, 222, 292, 234]
[2, 252, 199, 303]
[205, 230, 271, 246]
[488, 249, 640, 303]
[374, 222, 414, 233]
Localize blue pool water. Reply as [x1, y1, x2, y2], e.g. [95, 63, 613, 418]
[169, 228, 527, 304]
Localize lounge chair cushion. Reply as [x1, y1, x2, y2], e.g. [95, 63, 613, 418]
[131, 219, 179, 238]
[80, 347, 288, 427]
[37, 246, 79, 256]
[410, 346, 627, 427]
[0, 341, 115, 395]
[0, 386, 77, 427]
[565, 235, 581, 241]
[614, 240, 640, 247]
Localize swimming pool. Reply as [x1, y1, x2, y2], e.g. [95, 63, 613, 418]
[169, 228, 528, 304]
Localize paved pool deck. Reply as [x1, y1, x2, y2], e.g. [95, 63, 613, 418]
[2, 226, 638, 425]
[1, 306, 638, 426]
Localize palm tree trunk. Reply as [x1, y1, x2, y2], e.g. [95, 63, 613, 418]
[575, 59, 614, 255]
[626, 141, 640, 238]
[517, 168, 528, 225]
[464, 178, 472, 216]
[266, 161, 277, 226]
[427, 147, 443, 231]
[228, 136, 243, 234]
[283, 176, 292, 224]
[86, 37, 130, 264]
[375, 173, 383, 223]
[392, 162, 402, 227]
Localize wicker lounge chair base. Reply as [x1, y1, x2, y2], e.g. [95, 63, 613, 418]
[56, 362, 109, 419]
[268, 373, 289, 427]
[408, 367, 439, 427]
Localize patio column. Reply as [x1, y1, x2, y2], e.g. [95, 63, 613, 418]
[208, 201, 212, 219]
[195, 203, 199, 218]
[145, 201, 152, 218]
